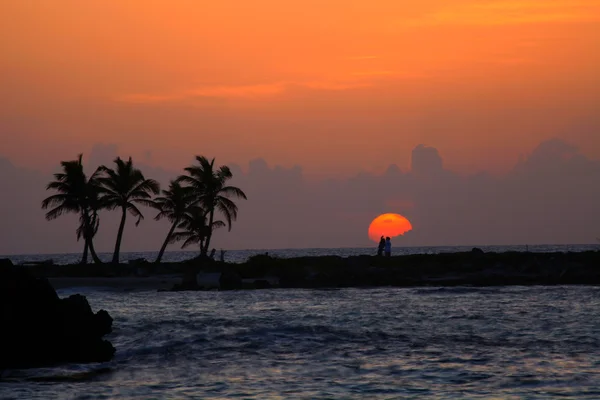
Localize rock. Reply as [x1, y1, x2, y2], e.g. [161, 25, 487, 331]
[0, 258, 115, 369]
[197, 272, 221, 289]
[252, 279, 272, 289]
[220, 270, 242, 290]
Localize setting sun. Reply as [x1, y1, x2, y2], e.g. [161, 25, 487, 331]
[368, 213, 413, 242]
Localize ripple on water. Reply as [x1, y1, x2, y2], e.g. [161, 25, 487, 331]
[2, 286, 600, 399]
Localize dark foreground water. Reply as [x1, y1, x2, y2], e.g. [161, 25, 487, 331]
[2, 286, 600, 399]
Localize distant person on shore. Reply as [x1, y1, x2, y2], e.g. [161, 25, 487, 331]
[377, 236, 385, 256]
[220, 249, 226, 262]
[210, 248, 216, 260]
[384, 237, 391, 257]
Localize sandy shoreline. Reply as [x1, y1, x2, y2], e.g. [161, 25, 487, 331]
[49, 275, 182, 291]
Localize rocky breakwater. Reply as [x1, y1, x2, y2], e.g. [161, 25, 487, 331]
[224, 249, 600, 289]
[0, 258, 115, 369]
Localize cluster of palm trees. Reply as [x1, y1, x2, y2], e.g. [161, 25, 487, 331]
[41, 155, 247, 264]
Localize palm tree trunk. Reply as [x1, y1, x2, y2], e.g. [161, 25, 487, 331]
[155, 219, 178, 263]
[88, 234, 102, 264]
[83, 211, 103, 264]
[80, 239, 89, 265]
[203, 209, 215, 256]
[112, 206, 127, 264]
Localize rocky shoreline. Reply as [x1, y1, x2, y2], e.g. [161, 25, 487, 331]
[1, 259, 115, 370]
[22, 249, 600, 290]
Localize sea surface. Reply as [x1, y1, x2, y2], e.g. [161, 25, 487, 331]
[2, 286, 600, 399]
[4, 243, 600, 265]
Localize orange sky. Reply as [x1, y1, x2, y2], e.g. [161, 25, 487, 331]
[1, 0, 600, 177]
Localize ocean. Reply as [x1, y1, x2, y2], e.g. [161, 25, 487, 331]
[2, 244, 600, 399]
[2, 286, 600, 398]
[4, 243, 600, 265]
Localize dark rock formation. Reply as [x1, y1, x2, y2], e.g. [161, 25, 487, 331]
[0, 258, 115, 369]
[219, 270, 242, 290]
[22, 249, 600, 291]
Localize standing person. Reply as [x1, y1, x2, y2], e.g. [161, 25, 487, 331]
[384, 237, 391, 257]
[377, 236, 385, 256]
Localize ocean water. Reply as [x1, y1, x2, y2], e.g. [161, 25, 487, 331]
[2, 286, 600, 399]
[4, 243, 600, 265]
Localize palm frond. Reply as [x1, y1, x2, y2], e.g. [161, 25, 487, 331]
[154, 209, 169, 221]
[216, 202, 234, 230]
[220, 185, 247, 199]
[41, 194, 73, 209]
[176, 174, 205, 191]
[45, 204, 75, 220]
[216, 165, 233, 181]
[126, 203, 144, 226]
[212, 220, 226, 230]
[181, 235, 200, 249]
[169, 231, 193, 244]
[130, 179, 160, 197]
[134, 198, 157, 208]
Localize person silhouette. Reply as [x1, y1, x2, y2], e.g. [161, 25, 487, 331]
[377, 236, 385, 256]
[384, 237, 391, 257]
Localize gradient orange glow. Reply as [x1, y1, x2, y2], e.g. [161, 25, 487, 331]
[368, 214, 413, 242]
[1, 1, 600, 176]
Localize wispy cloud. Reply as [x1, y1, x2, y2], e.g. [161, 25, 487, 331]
[351, 70, 397, 77]
[409, 0, 600, 27]
[350, 71, 429, 79]
[114, 80, 374, 105]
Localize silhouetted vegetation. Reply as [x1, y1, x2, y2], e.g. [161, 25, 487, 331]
[176, 156, 247, 255]
[152, 180, 193, 263]
[41, 155, 103, 265]
[42, 154, 247, 264]
[169, 205, 226, 254]
[97, 157, 160, 264]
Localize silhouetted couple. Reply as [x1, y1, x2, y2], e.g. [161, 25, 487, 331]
[377, 236, 391, 257]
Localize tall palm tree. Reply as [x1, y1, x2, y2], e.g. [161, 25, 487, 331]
[177, 156, 247, 255]
[97, 156, 159, 264]
[41, 154, 103, 264]
[169, 205, 225, 255]
[76, 179, 104, 263]
[153, 180, 193, 263]
[76, 206, 99, 263]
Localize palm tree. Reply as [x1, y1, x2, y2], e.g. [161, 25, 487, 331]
[41, 154, 103, 264]
[97, 156, 159, 264]
[153, 180, 193, 263]
[177, 156, 247, 255]
[169, 205, 226, 255]
[76, 206, 99, 263]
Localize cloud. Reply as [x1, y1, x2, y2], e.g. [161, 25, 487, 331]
[351, 71, 399, 77]
[113, 80, 375, 105]
[408, 0, 600, 27]
[2, 137, 599, 256]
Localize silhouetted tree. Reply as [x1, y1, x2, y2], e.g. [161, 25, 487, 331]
[169, 205, 225, 255]
[76, 197, 100, 263]
[97, 157, 159, 264]
[153, 180, 194, 263]
[41, 154, 103, 264]
[177, 156, 247, 255]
